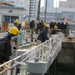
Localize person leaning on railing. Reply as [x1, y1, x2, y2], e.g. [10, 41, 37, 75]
[51, 25, 58, 34]
[37, 23, 50, 44]
[0, 26, 19, 64]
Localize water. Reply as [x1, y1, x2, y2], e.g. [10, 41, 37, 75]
[57, 71, 75, 75]
[69, 25, 75, 35]
[56, 24, 75, 75]
[56, 64, 75, 75]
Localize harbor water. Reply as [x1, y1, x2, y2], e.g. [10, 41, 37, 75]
[56, 24, 75, 75]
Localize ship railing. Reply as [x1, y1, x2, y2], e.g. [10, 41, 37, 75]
[0, 32, 64, 75]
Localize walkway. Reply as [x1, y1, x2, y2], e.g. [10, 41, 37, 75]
[0, 32, 64, 75]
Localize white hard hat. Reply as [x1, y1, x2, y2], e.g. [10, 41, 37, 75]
[32, 18, 35, 20]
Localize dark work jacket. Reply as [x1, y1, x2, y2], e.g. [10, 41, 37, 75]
[37, 29, 49, 42]
[50, 22, 54, 29]
[0, 37, 11, 56]
[0, 41, 6, 55]
[51, 29, 57, 34]
[17, 23, 21, 30]
[30, 20, 35, 28]
[38, 22, 44, 31]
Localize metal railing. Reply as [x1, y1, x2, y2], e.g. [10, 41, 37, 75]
[0, 32, 64, 75]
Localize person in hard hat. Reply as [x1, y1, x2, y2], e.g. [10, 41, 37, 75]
[30, 18, 35, 29]
[8, 26, 19, 36]
[43, 23, 47, 27]
[37, 24, 50, 44]
[54, 25, 58, 29]
[17, 23, 21, 30]
[14, 19, 19, 25]
[51, 24, 62, 35]
[50, 21, 54, 29]
[14, 19, 20, 29]
[14, 19, 21, 30]
[0, 26, 19, 64]
[38, 20, 44, 31]
[30, 18, 35, 41]
[51, 25, 58, 34]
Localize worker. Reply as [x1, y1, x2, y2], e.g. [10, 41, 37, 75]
[0, 26, 19, 64]
[17, 23, 21, 30]
[30, 18, 35, 41]
[13, 19, 19, 29]
[14, 19, 19, 29]
[51, 25, 61, 34]
[12, 19, 19, 50]
[54, 25, 58, 29]
[38, 20, 44, 31]
[37, 24, 50, 44]
[43, 23, 47, 27]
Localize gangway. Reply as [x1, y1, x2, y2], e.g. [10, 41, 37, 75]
[0, 32, 64, 75]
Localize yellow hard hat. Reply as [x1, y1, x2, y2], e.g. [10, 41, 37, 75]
[8, 27, 19, 35]
[14, 19, 19, 24]
[44, 23, 46, 26]
[44, 23, 49, 28]
[54, 25, 58, 29]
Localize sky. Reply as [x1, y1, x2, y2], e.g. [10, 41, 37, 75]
[41, 0, 67, 7]
[41, 0, 44, 7]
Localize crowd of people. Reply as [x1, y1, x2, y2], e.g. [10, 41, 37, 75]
[50, 21, 68, 29]
[29, 19, 70, 44]
[0, 19, 70, 65]
[30, 19, 50, 44]
[37, 20, 69, 36]
[50, 21, 69, 37]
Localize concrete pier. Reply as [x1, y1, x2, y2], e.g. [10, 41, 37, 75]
[57, 38, 75, 66]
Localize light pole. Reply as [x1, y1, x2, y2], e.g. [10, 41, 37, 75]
[28, 0, 31, 28]
[37, 0, 41, 21]
[44, 0, 47, 23]
[56, 1, 58, 22]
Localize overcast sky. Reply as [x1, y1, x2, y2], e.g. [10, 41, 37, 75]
[41, 0, 67, 7]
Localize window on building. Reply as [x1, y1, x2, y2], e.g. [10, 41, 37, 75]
[34, 2, 36, 3]
[4, 16, 19, 23]
[33, 15, 35, 16]
[11, 16, 19, 23]
[31, 3, 32, 5]
[68, 15, 73, 19]
[31, 2, 33, 3]
[10, 1, 14, 3]
[30, 10, 33, 11]
[9, 10, 13, 13]
[34, 12, 35, 14]
[4, 16, 10, 23]
[30, 13, 32, 14]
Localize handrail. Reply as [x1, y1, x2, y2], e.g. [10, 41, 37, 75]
[0, 32, 64, 75]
